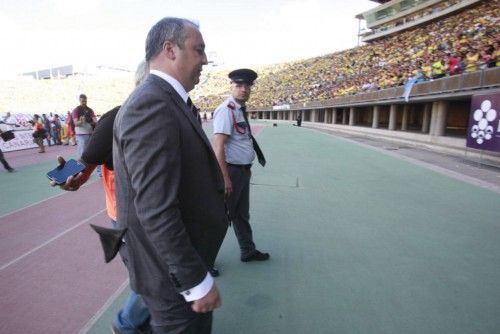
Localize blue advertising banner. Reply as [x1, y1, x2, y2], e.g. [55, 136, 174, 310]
[466, 93, 500, 152]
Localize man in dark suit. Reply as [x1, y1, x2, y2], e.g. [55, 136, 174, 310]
[113, 17, 228, 334]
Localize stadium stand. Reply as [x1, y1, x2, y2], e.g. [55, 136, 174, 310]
[1, 0, 497, 162]
[1, 1, 495, 117]
[357, 0, 483, 43]
[192, 0, 498, 111]
[0, 71, 134, 116]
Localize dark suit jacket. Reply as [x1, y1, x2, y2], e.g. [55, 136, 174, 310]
[113, 74, 228, 299]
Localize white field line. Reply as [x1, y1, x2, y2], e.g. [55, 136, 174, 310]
[78, 279, 130, 334]
[0, 209, 106, 271]
[0, 179, 99, 220]
[308, 127, 500, 195]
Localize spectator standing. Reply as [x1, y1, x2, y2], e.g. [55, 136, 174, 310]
[2, 112, 14, 124]
[421, 59, 433, 80]
[432, 56, 447, 79]
[465, 49, 479, 72]
[448, 53, 462, 75]
[42, 114, 52, 146]
[32, 114, 46, 153]
[71, 94, 96, 157]
[493, 42, 500, 67]
[296, 111, 302, 126]
[52, 114, 62, 145]
[65, 111, 76, 145]
[478, 49, 492, 70]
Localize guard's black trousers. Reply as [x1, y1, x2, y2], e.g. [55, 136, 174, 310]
[227, 165, 256, 257]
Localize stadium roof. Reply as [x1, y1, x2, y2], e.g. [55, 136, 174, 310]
[357, 0, 482, 42]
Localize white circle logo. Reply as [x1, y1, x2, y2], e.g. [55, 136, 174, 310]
[470, 99, 497, 145]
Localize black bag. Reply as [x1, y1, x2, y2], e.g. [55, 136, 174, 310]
[1, 130, 15, 142]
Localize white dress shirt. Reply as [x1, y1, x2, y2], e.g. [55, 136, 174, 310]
[149, 69, 214, 302]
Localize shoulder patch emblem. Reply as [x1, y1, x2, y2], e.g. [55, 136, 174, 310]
[227, 101, 236, 110]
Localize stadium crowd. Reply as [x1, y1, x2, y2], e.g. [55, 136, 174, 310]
[0, 75, 133, 118]
[193, 1, 498, 110]
[0, 2, 497, 117]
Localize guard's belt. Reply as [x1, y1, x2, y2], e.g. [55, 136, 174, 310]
[227, 163, 252, 169]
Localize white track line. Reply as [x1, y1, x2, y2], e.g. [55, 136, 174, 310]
[308, 127, 500, 195]
[78, 279, 130, 334]
[0, 179, 99, 220]
[0, 209, 106, 271]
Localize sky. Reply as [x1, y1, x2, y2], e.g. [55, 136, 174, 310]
[0, 0, 378, 75]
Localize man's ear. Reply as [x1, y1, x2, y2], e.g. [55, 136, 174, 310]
[163, 41, 176, 60]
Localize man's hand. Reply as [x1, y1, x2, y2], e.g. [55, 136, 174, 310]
[60, 173, 85, 191]
[223, 175, 232, 200]
[212, 134, 232, 200]
[49, 156, 66, 187]
[49, 156, 85, 191]
[191, 284, 222, 313]
[74, 115, 84, 126]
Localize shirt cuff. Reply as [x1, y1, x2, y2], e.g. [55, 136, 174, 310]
[180, 272, 214, 302]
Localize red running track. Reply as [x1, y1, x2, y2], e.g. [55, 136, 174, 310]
[0, 180, 128, 334]
[0, 123, 266, 333]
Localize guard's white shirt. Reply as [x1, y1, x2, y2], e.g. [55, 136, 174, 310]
[213, 96, 255, 165]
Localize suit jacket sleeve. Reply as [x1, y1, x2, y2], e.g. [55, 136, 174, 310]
[119, 92, 207, 291]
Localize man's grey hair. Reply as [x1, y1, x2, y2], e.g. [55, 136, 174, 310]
[134, 60, 149, 86]
[145, 17, 198, 62]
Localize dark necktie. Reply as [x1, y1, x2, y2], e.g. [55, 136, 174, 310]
[187, 97, 201, 125]
[241, 106, 266, 167]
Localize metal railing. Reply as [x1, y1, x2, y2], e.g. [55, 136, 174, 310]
[252, 67, 500, 112]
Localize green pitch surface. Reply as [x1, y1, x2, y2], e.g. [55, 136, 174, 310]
[0, 156, 97, 216]
[87, 123, 500, 334]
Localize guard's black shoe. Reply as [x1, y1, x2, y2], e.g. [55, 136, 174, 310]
[210, 267, 220, 277]
[241, 250, 270, 262]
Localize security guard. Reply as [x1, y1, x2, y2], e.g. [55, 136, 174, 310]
[212, 69, 270, 262]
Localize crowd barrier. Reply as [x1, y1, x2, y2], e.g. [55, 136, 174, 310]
[251, 67, 500, 111]
[0, 129, 37, 152]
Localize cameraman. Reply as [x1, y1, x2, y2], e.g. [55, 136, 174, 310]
[71, 94, 96, 157]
